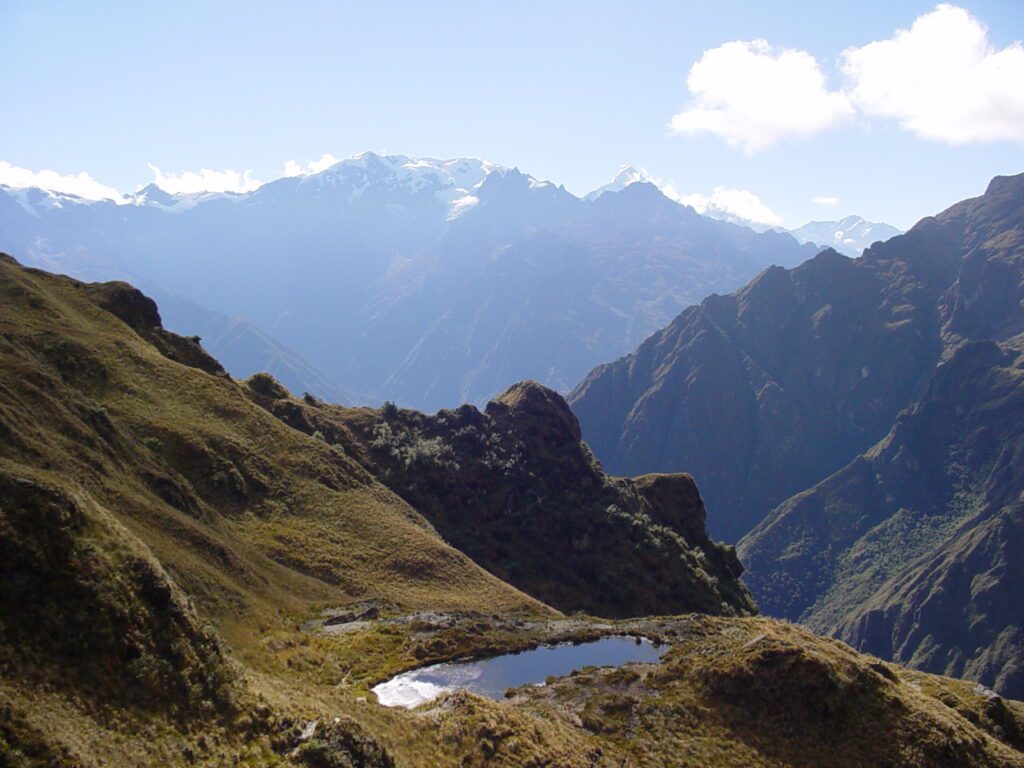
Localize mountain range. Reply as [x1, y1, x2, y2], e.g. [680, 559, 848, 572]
[2, 252, 1022, 767]
[3, 147, 1021, 764]
[0, 153, 822, 410]
[570, 172, 1024, 698]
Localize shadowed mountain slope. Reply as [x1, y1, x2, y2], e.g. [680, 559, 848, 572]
[741, 336, 1024, 697]
[570, 174, 1020, 543]
[738, 174, 1024, 698]
[571, 173, 1024, 698]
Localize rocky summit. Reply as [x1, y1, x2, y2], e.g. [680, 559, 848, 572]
[246, 376, 753, 619]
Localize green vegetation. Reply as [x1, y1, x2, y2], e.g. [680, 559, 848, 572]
[247, 379, 753, 619]
[741, 338, 1024, 696]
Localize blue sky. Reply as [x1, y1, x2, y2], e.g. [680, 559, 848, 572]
[1, 1, 1022, 229]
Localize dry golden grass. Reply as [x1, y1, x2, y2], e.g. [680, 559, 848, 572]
[0, 255, 545, 766]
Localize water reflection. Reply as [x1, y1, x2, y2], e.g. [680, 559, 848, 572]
[373, 635, 665, 708]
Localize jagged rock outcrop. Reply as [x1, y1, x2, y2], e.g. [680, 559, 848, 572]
[247, 378, 754, 619]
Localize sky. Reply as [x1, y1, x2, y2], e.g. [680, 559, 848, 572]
[1, 1, 1022, 230]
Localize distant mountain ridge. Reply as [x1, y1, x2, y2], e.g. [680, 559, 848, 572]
[791, 215, 903, 257]
[582, 174, 902, 255]
[145, 286, 355, 405]
[569, 237, 955, 541]
[0, 153, 816, 410]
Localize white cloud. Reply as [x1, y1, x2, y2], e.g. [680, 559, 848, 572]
[147, 164, 263, 194]
[812, 195, 840, 206]
[282, 153, 340, 177]
[657, 180, 683, 203]
[670, 39, 853, 152]
[679, 186, 784, 228]
[0, 160, 122, 200]
[841, 4, 1024, 144]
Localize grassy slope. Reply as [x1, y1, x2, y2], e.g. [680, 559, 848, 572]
[0, 254, 544, 766]
[1, 253, 1023, 767]
[0, 255, 543, 615]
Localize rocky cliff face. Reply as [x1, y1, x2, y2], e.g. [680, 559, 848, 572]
[247, 378, 754, 619]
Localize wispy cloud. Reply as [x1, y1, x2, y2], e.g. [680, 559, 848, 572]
[841, 4, 1024, 144]
[812, 195, 840, 206]
[0, 160, 122, 200]
[147, 164, 263, 194]
[670, 40, 852, 152]
[282, 153, 340, 177]
[679, 186, 784, 227]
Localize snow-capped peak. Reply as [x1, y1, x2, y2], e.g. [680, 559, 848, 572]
[124, 184, 239, 213]
[789, 216, 903, 257]
[584, 165, 655, 201]
[0, 184, 122, 215]
[303, 152, 507, 219]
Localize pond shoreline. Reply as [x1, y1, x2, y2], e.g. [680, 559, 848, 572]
[372, 635, 668, 708]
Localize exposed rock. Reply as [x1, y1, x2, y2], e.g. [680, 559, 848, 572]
[248, 381, 755, 619]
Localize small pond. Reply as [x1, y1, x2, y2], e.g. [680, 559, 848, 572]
[372, 635, 666, 708]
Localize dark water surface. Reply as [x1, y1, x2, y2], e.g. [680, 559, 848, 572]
[372, 635, 666, 708]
